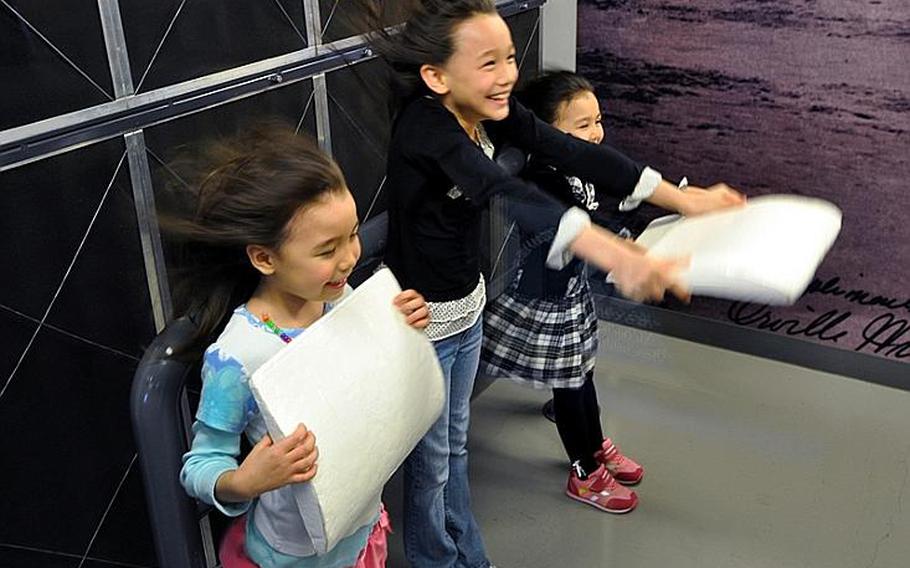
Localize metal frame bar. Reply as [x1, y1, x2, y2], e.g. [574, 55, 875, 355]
[302, 0, 321, 45]
[1, 2, 545, 172]
[302, 0, 334, 155]
[98, 0, 135, 98]
[125, 131, 172, 331]
[1, 2, 539, 566]
[537, 0, 547, 72]
[98, 5, 217, 563]
[313, 73, 334, 154]
[0, 37, 373, 171]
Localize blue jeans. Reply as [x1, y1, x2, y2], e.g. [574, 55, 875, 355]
[403, 318, 490, 568]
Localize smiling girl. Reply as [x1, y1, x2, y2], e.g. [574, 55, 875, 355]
[362, 1, 742, 565]
[482, 70, 744, 516]
[171, 126, 428, 567]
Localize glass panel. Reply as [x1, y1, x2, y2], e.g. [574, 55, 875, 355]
[145, 79, 318, 201]
[144, 79, 317, 161]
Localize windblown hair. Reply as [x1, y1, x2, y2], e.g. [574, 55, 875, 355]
[160, 124, 346, 356]
[354, 0, 498, 112]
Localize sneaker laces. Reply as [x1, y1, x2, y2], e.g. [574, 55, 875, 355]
[572, 460, 588, 479]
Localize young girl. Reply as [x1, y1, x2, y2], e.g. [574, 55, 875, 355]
[481, 71, 743, 514]
[170, 126, 430, 568]
[362, 1, 744, 565]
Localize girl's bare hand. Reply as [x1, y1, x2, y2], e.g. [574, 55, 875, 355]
[611, 249, 691, 303]
[680, 183, 746, 216]
[232, 424, 318, 499]
[394, 289, 430, 329]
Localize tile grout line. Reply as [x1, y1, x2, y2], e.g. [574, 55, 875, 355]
[0, 152, 126, 402]
[0, 0, 114, 100]
[134, 0, 188, 94]
[77, 453, 139, 568]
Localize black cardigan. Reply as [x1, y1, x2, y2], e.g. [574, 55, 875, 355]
[384, 96, 644, 302]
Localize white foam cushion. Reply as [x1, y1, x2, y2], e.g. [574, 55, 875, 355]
[635, 195, 842, 305]
[250, 268, 445, 554]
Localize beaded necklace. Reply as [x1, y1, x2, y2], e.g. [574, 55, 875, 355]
[261, 313, 293, 344]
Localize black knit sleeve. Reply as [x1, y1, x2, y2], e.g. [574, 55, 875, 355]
[399, 98, 570, 236]
[487, 97, 644, 199]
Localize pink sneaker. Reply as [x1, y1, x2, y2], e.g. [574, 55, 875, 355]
[594, 438, 644, 485]
[566, 463, 638, 514]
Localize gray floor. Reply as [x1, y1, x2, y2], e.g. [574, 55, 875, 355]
[384, 323, 910, 567]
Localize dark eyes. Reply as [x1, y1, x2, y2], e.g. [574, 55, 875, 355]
[483, 54, 516, 68]
[320, 232, 357, 256]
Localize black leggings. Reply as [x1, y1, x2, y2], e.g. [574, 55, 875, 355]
[552, 371, 603, 476]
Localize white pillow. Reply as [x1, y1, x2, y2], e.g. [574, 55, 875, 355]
[250, 268, 445, 554]
[635, 195, 842, 305]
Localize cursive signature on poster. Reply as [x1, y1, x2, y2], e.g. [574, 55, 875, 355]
[726, 277, 910, 359]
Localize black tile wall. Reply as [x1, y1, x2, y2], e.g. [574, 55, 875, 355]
[0, 139, 128, 321]
[326, 58, 393, 221]
[0, 308, 38, 386]
[81, 561, 153, 568]
[318, 0, 409, 44]
[0, 327, 143, 556]
[508, 7, 541, 86]
[119, 0, 308, 93]
[1, 6, 546, 567]
[0, 1, 113, 130]
[82, 461, 156, 566]
[143, 79, 317, 164]
[0, 545, 80, 568]
[43, 164, 156, 359]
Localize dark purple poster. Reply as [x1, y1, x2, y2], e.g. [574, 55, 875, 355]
[578, 0, 910, 362]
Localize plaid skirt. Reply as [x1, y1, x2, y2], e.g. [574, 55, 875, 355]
[481, 274, 598, 389]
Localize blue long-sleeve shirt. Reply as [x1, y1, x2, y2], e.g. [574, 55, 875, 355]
[180, 298, 375, 567]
